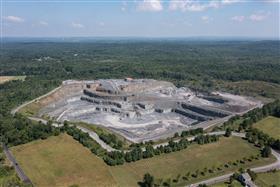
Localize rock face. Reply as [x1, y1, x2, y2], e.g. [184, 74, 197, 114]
[39, 79, 262, 143]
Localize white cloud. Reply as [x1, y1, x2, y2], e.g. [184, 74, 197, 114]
[249, 11, 270, 21]
[201, 16, 209, 21]
[99, 22, 105, 26]
[3, 15, 24, 23]
[121, 1, 127, 12]
[249, 14, 265, 21]
[201, 16, 212, 23]
[137, 0, 163, 12]
[221, 0, 240, 5]
[71, 22, 85, 28]
[39, 21, 48, 26]
[231, 15, 245, 22]
[169, 0, 239, 12]
[169, 0, 219, 12]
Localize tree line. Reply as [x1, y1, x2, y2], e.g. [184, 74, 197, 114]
[99, 133, 123, 149]
[103, 134, 219, 166]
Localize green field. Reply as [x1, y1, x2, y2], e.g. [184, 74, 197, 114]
[110, 137, 275, 186]
[11, 134, 117, 187]
[11, 135, 276, 187]
[255, 171, 280, 187]
[253, 116, 280, 139]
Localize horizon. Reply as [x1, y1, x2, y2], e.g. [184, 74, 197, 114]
[2, 36, 279, 42]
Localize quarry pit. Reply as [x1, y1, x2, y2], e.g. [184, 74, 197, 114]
[37, 79, 262, 143]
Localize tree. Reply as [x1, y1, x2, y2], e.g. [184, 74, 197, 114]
[142, 173, 154, 187]
[258, 139, 265, 148]
[272, 140, 280, 151]
[261, 146, 271, 157]
[247, 169, 257, 181]
[143, 145, 154, 158]
[225, 128, 232, 137]
[198, 184, 207, 187]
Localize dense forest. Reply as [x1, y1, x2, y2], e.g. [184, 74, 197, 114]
[1, 40, 280, 91]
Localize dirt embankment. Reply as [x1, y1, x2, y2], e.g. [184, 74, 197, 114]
[19, 83, 84, 116]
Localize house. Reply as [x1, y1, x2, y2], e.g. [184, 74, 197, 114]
[239, 173, 257, 187]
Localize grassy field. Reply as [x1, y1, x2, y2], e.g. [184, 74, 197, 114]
[210, 180, 243, 187]
[255, 170, 280, 187]
[253, 116, 280, 139]
[11, 134, 117, 187]
[110, 137, 275, 187]
[11, 135, 276, 187]
[0, 76, 26, 84]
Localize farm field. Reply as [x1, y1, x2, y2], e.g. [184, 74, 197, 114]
[110, 137, 275, 186]
[10, 135, 276, 187]
[11, 134, 117, 187]
[253, 116, 280, 139]
[255, 170, 280, 187]
[0, 76, 26, 84]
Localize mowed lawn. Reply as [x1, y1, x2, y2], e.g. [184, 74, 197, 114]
[11, 134, 117, 187]
[253, 116, 280, 139]
[0, 76, 25, 84]
[110, 137, 275, 187]
[255, 171, 280, 187]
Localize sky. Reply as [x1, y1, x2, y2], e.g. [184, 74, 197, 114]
[1, 0, 280, 38]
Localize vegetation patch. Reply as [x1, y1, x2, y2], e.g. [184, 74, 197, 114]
[11, 134, 117, 187]
[253, 116, 280, 139]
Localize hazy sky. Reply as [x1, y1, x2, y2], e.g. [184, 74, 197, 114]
[1, 0, 279, 38]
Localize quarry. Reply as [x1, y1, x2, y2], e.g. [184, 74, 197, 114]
[36, 78, 262, 143]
